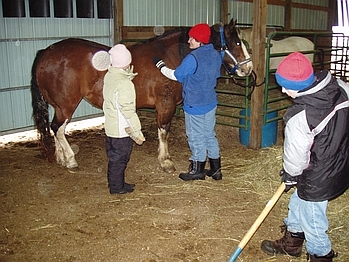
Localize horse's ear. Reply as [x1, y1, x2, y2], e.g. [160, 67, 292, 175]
[212, 23, 222, 33]
[229, 18, 237, 28]
[225, 18, 237, 37]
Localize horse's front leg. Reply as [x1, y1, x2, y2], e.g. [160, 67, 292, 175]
[158, 128, 175, 173]
[54, 119, 78, 170]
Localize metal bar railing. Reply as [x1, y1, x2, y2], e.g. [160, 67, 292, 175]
[263, 31, 349, 126]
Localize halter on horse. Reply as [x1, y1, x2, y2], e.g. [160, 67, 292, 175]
[219, 25, 252, 75]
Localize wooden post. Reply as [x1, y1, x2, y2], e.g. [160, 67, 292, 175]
[114, 0, 123, 44]
[327, 0, 336, 31]
[249, 0, 267, 149]
[220, 0, 229, 24]
[284, 0, 292, 30]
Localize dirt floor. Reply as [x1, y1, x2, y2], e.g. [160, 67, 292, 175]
[1, 109, 349, 262]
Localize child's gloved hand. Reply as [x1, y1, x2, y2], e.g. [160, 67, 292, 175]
[280, 169, 298, 192]
[125, 127, 145, 145]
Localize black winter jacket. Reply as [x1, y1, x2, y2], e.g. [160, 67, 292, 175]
[283, 70, 349, 201]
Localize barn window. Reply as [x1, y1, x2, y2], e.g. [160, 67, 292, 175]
[29, 0, 50, 17]
[76, 0, 94, 18]
[2, 0, 26, 17]
[97, 0, 113, 19]
[54, 0, 73, 18]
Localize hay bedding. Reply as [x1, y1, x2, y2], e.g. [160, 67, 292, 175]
[1, 93, 349, 261]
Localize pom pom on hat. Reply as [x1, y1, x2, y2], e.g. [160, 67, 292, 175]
[275, 52, 315, 91]
[109, 44, 132, 68]
[189, 23, 211, 44]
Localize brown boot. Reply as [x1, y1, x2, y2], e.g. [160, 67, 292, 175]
[307, 250, 337, 262]
[261, 225, 305, 257]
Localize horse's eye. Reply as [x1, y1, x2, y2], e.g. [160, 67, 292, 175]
[237, 42, 241, 46]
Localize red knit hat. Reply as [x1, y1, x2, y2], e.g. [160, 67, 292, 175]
[189, 23, 211, 44]
[275, 52, 315, 91]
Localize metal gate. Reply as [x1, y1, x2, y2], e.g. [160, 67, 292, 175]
[262, 31, 349, 125]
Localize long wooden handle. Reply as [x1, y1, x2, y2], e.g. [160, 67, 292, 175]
[228, 182, 286, 262]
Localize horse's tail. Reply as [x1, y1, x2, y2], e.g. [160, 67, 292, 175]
[30, 49, 55, 162]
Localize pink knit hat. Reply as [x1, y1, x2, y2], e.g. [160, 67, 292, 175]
[275, 52, 315, 91]
[109, 44, 132, 68]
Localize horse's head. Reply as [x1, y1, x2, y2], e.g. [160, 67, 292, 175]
[211, 19, 253, 77]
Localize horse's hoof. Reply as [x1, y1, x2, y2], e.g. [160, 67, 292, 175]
[67, 166, 80, 174]
[161, 159, 176, 173]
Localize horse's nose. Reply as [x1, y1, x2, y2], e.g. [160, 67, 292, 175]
[237, 64, 253, 77]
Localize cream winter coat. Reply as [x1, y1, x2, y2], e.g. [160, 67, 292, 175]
[103, 66, 142, 138]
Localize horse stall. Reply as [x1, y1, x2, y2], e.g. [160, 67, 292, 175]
[2, 1, 349, 262]
[262, 31, 349, 126]
[236, 29, 349, 133]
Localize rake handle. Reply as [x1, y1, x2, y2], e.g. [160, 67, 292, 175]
[228, 182, 286, 262]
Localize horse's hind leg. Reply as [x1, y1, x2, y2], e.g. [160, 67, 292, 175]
[54, 119, 78, 169]
[54, 134, 65, 166]
[158, 128, 175, 173]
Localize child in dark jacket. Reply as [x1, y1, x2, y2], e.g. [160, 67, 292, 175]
[261, 52, 349, 262]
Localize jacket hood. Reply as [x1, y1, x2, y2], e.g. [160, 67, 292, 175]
[295, 70, 341, 110]
[108, 65, 138, 81]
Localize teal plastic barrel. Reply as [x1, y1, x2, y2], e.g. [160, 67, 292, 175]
[239, 109, 278, 148]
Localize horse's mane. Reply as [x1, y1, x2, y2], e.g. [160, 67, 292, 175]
[132, 22, 227, 47]
[131, 27, 191, 60]
[129, 22, 231, 60]
[134, 27, 189, 45]
[137, 24, 223, 44]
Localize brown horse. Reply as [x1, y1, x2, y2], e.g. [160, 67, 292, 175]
[31, 18, 253, 173]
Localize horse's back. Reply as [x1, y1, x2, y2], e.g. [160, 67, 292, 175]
[35, 38, 109, 108]
[37, 38, 109, 72]
[272, 36, 314, 52]
[128, 30, 186, 110]
[270, 36, 314, 69]
[129, 29, 188, 70]
[45, 38, 109, 52]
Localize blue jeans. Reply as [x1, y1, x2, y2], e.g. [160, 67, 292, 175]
[284, 189, 331, 256]
[184, 107, 220, 162]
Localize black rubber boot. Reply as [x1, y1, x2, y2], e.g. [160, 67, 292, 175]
[109, 180, 135, 194]
[307, 250, 338, 262]
[261, 225, 305, 257]
[124, 182, 135, 189]
[109, 170, 134, 194]
[109, 186, 134, 194]
[179, 160, 206, 181]
[206, 157, 222, 180]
